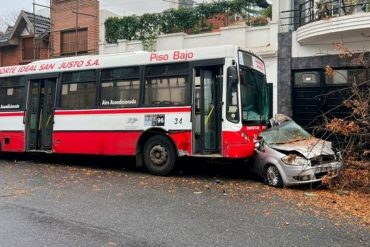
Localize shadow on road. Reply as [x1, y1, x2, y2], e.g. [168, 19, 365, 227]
[0, 153, 259, 181]
[0, 153, 326, 190]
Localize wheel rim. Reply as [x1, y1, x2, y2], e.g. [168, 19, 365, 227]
[149, 144, 168, 167]
[266, 166, 279, 186]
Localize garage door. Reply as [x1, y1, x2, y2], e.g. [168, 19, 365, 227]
[292, 69, 363, 129]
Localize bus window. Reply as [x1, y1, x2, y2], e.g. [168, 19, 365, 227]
[226, 67, 239, 123]
[0, 77, 25, 111]
[145, 77, 189, 106]
[101, 80, 140, 107]
[100, 67, 140, 108]
[60, 70, 96, 109]
[144, 63, 190, 106]
[240, 68, 269, 123]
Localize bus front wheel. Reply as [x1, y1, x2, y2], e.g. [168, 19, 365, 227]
[143, 135, 177, 176]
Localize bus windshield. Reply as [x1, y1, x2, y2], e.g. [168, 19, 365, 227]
[240, 67, 269, 124]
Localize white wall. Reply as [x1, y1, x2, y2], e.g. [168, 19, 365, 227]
[292, 31, 370, 58]
[291, 15, 370, 58]
[277, 0, 294, 33]
[264, 56, 278, 115]
[101, 23, 278, 54]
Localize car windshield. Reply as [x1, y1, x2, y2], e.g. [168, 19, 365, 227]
[260, 120, 312, 144]
[240, 68, 269, 123]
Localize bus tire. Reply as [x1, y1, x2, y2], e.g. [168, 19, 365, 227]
[143, 135, 177, 176]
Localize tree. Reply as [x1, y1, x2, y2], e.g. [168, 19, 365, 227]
[0, 10, 19, 32]
[316, 43, 370, 193]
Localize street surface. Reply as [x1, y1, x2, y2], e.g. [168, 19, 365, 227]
[0, 154, 368, 247]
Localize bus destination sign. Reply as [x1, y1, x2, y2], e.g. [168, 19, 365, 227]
[238, 51, 265, 75]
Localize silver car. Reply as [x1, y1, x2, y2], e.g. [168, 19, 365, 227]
[252, 115, 342, 187]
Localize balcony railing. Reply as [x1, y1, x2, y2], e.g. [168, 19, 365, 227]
[280, 0, 370, 31]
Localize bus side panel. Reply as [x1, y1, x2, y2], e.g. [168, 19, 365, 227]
[52, 132, 141, 155]
[222, 126, 265, 159]
[168, 131, 192, 156]
[0, 131, 25, 152]
[0, 113, 26, 152]
[223, 131, 254, 158]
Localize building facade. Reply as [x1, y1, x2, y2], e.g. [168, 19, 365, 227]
[51, 0, 99, 57]
[278, 0, 370, 127]
[0, 11, 50, 67]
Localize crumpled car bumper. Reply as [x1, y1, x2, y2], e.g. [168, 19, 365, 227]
[280, 161, 342, 186]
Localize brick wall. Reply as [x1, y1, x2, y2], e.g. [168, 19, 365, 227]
[0, 46, 22, 67]
[39, 40, 50, 60]
[51, 0, 99, 57]
[0, 37, 49, 67]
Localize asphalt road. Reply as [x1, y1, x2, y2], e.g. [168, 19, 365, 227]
[0, 154, 368, 247]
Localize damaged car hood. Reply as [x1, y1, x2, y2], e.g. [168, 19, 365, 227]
[268, 137, 335, 159]
[260, 116, 335, 159]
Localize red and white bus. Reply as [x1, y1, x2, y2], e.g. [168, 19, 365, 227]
[0, 45, 270, 175]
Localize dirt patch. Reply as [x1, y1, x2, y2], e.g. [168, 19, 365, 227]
[271, 187, 370, 229]
[330, 161, 370, 194]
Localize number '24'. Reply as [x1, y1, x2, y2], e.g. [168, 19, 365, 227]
[174, 118, 183, 125]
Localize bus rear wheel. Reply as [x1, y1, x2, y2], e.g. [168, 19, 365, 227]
[143, 135, 177, 176]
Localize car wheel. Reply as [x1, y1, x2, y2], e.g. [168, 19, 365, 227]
[143, 135, 177, 176]
[266, 165, 284, 187]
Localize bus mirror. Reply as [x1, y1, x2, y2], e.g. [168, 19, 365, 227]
[227, 66, 238, 86]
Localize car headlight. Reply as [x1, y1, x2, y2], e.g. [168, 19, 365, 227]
[336, 151, 342, 161]
[281, 155, 311, 166]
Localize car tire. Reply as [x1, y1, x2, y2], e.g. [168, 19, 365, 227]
[265, 165, 284, 188]
[143, 135, 177, 176]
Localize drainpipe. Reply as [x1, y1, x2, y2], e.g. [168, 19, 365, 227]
[75, 0, 79, 56]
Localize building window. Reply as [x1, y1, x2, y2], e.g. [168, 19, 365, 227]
[294, 71, 320, 87]
[326, 69, 367, 85]
[22, 37, 40, 61]
[61, 28, 88, 55]
[60, 70, 96, 109]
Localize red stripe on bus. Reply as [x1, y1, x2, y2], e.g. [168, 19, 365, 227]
[0, 112, 24, 117]
[54, 107, 192, 115]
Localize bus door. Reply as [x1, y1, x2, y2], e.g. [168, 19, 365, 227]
[193, 66, 223, 154]
[26, 78, 56, 151]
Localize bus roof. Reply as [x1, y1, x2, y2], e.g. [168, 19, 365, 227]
[0, 45, 248, 78]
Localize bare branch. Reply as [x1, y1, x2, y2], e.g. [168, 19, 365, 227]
[0, 10, 20, 32]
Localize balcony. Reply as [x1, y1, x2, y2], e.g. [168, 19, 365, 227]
[281, 0, 370, 44]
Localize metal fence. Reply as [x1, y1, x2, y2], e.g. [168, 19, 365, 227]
[280, 0, 370, 31]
